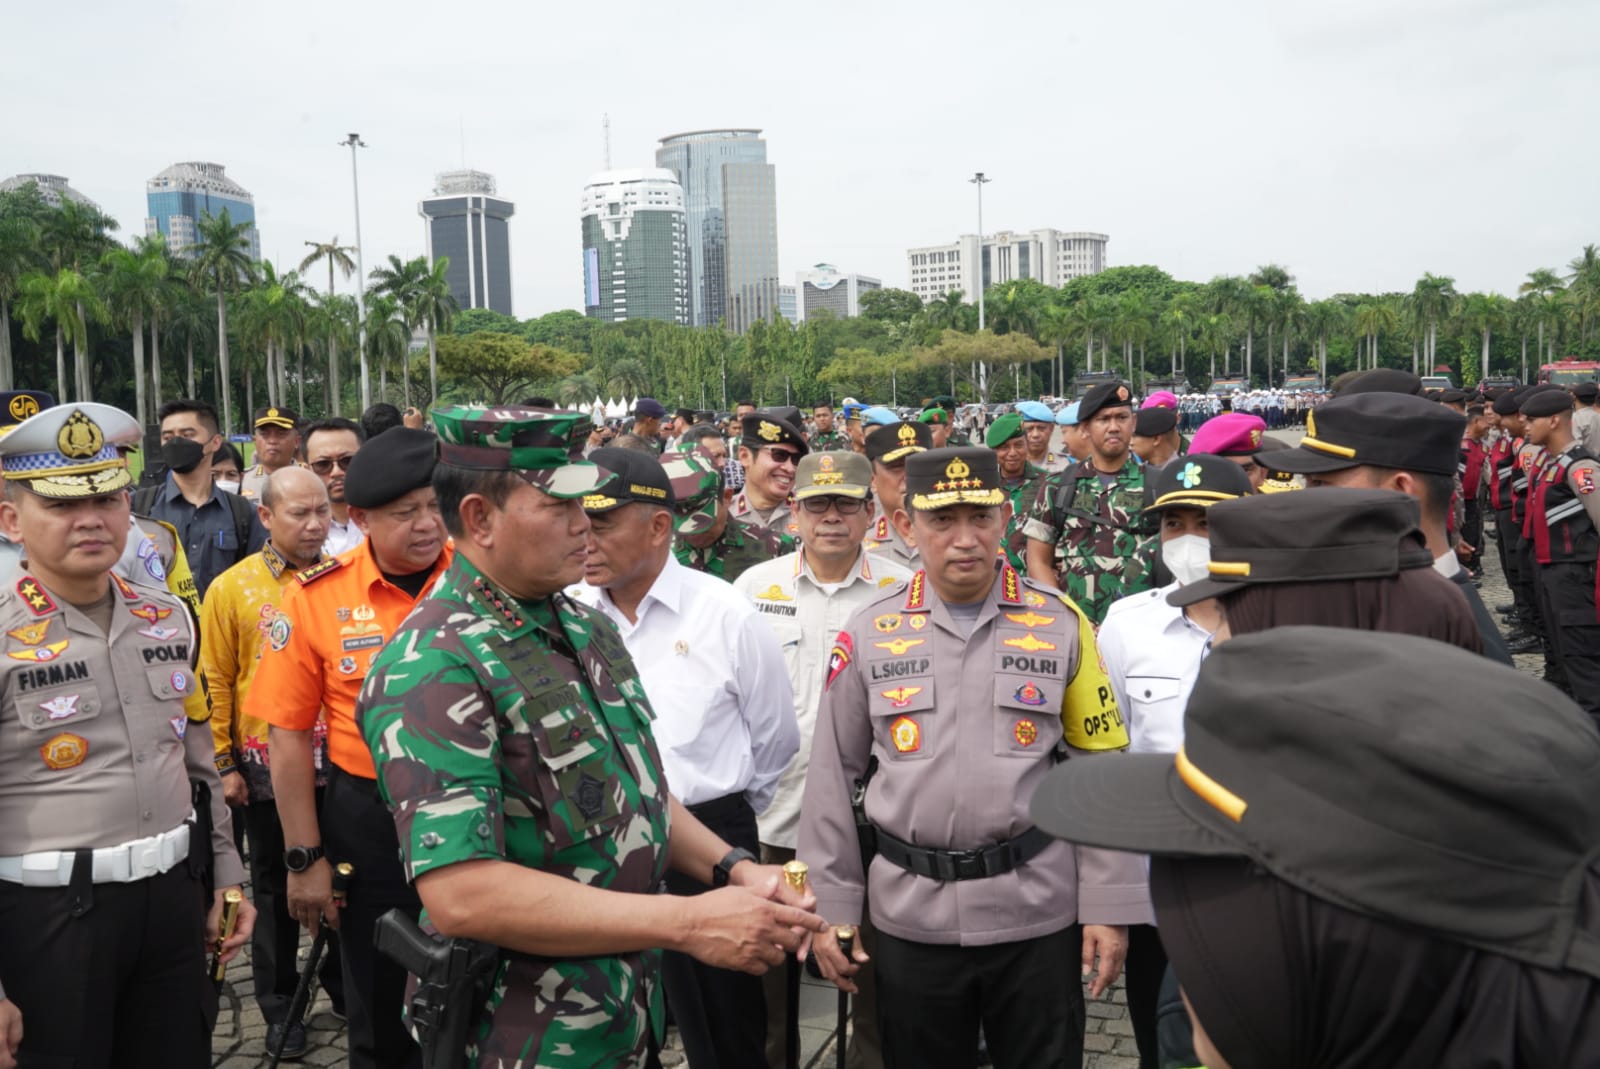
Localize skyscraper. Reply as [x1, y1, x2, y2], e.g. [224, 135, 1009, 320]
[905, 229, 1108, 305]
[655, 129, 779, 333]
[580, 169, 688, 324]
[796, 264, 882, 321]
[0, 174, 99, 210]
[418, 169, 515, 317]
[145, 162, 260, 259]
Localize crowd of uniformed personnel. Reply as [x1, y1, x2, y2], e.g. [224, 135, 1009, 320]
[0, 367, 1598, 1069]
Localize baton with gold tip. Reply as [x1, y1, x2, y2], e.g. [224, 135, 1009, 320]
[209, 888, 244, 986]
[783, 860, 808, 1069]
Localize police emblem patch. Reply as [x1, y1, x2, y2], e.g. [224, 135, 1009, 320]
[1013, 681, 1047, 707]
[1014, 719, 1039, 747]
[573, 772, 606, 820]
[269, 614, 292, 651]
[907, 614, 928, 631]
[40, 732, 88, 770]
[170, 715, 187, 740]
[874, 614, 903, 633]
[170, 670, 187, 694]
[339, 656, 357, 675]
[890, 716, 921, 753]
[825, 632, 854, 690]
[39, 694, 80, 721]
[1022, 591, 1048, 608]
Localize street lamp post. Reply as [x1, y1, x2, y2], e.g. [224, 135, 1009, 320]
[970, 172, 991, 400]
[341, 133, 370, 411]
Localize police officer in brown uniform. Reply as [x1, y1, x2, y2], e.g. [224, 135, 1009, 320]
[0, 403, 253, 1069]
[799, 446, 1147, 1069]
[860, 420, 932, 571]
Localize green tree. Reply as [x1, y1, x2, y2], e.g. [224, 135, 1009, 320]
[1160, 291, 1200, 380]
[0, 213, 41, 391]
[18, 269, 101, 401]
[369, 254, 429, 403]
[1458, 292, 1509, 382]
[1567, 244, 1600, 345]
[1352, 300, 1400, 371]
[362, 293, 412, 405]
[1304, 300, 1347, 385]
[42, 198, 119, 401]
[858, 288, 922, 327]
[299, 238, 357, 415]
[191, 209, 257, 433]
[1520, 267, 1565, 368]
[98, 238, 171, 425]
[413, 258, 458, 408]
[436, 332, 581, 404]
[452, 308, 521, 336]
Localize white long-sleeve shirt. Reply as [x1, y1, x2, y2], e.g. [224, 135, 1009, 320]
[1096, 582, 1212, 755]
[573, 555, 799, 811]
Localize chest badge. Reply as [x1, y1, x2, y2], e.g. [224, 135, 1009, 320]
[874, 614, 903, 633]
[8, 639, 69, 662]
[7, 620, 51, 645]
[139, 624, 181, 642]
[40, 732, 88, 770]
[874, 638, 924, 656]
[1022, 591, 1048, 608]
[889, 715, 921, 754]
[1005, 611, 1056, 629]
[170, 715, 187, 740]
[673, 640, 690, 656]
[906, 615, 928, 632]
[881, 685, 923, 709]
[338, 656, 357, 675]
[1014, 719, 1039, 747]
[39, 694, 80, 720]
[129, 604, 173, 625]
[1004, 633, 1057, 653]
[755, 585, 793, 602]
[1013, 681, 1048, 707]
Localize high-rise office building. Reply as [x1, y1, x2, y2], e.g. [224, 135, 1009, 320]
[580, 169, 688, 324]
[418, 169, 515, 317]
[777, 286, 798, 325]
[796, 264, 881, 321]
[655, 129, 779, 333]
[0, 173, 99, 210]
[145, 162, 260, 259]
[905, 229, 1109, 305]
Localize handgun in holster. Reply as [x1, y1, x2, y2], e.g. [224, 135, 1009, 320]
[375, 909, 501, 1069]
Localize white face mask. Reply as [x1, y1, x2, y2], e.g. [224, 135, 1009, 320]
[215, 479, 241, 496]
[1162, 533, 1211, 587]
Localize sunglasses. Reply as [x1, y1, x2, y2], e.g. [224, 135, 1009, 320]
[799, 496, 868, 515]
[309, 455, 356, 475]
[762, 448, 802, 467]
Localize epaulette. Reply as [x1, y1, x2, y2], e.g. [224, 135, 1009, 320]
[295, 558, 343, 586]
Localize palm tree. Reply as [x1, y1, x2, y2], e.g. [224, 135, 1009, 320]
[1249, 264, 1294, 293]
[1520, 268, 1565, 373]
[605, 357, 651, 398]
[165, 287, 215, 400]
[1459, 293, 1508, 382]
[299, 238, 357, 415]
[411, 258, 458, 408]
[41, 199, 118, 401]
[1304, 300, 1347, 385]
[1275, 290, 1306, 385]
[1410, 273, 1457, 373]
[99, 238, 170, 425]
[191, 210, 258, 433]
[369, 254, 429, 404]
[1352, 300, 1399, 371]
[1197, 312, 1233, 383]
[1112, 291, 1156, 388]
[0, 214, 42, 391]
[18, 269, 101, 400]
[308, 293, 355, 414]
[1036, 301, 1076, 395]
[1567, 245, 1600, 346]
[363, 294, 411, 403]
[1161, 292, 1199, 380]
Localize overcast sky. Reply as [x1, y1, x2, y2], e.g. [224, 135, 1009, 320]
[10, 0, 1597, 316]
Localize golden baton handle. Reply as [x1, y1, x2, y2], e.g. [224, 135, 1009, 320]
[212, 888, 244, 982]
[782, 859, 809, 893]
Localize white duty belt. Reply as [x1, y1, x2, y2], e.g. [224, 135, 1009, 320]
[0, 822, 191, 887]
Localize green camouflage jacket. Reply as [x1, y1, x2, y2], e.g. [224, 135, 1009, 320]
[1001, 462, 1048, 571]
[809, 429, 850, 452]
[1020, 457, 1154, 625]
[360, 554, 670, 1068]
[674, 516, 795, 582]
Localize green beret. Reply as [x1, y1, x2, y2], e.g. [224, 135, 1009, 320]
[985, 413, 1024, 448]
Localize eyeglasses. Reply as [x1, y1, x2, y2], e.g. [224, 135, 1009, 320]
[799, 496, 868, 515]
[309, 455, 356, 475]
[763, 448, 802, 467]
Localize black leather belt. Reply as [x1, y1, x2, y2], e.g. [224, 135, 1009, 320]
[874, 825, 1052, 882]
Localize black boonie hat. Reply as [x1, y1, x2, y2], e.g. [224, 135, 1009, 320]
[864, 420, 931, 464]
[1166, 487, 1431, 606]
[583, 447, 675, 512]
[739, 412, 809, 456]
[1134, 406, 1178, 437]
[1031, 626, 1600, 979]
[345, 428, 437, 508]
[1144, 455, 1254, 513]
[1079, 380, 1134, 422]
[905, 446, 1004, 511]
[1267, 392, 1465, 476]
[1334, 368, 1423, 396]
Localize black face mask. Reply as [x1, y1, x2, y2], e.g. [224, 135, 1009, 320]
[161, 437, 207, 475]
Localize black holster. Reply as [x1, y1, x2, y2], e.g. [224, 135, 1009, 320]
[375, 909, 501, 1069]
[188, 779, 215, 901]
[851, 756, 879, 874]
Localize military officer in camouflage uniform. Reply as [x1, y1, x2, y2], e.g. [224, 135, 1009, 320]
[988, 412, 1047, 571]
[861, 420, 931, 570]
[667, 448, 795, 582]
[799, 447, 1146, 1069]
[809, 403, 850, 452]
[0, 402, 253, 1068]
[1023, 381, 1155, 625]
[360, 406, 826, 1069]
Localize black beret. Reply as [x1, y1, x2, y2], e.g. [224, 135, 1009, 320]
[1134, 406, 1178, 437]
[1335, 369, 1424, 397]
[1492, 391, 1523, 416]
[1521, 389, 1575, 419]
[1079, 380, 1134, 421]
[345, 427, 438, 508]
[740, 412, 809, 455]
[1437, 389, 1468, 405]
[1574, 382, 1599, 403]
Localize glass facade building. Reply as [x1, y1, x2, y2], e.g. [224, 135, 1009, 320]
[796, 264, 882, 321]
[655, 129, 779, 333]
[580, 169, 688, 324]
[418, 170, 515, 317]
[144, 162, 259, 259]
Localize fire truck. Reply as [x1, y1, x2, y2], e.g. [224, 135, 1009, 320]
[1538, 359, 1600, 387]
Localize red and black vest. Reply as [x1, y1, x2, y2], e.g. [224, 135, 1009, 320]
[1488, 436, 1515, 511]
[1528, 445, 1600, 566]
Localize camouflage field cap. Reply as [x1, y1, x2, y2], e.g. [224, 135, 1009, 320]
[661, 448, 723, 536]
[0, 402, 141, 498]
[905, 446, 1006, 511]
[432, 404, 607, 500]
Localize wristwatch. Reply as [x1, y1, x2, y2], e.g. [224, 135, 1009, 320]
[712, 846, 758, 888]
[283, 845, 326, 873]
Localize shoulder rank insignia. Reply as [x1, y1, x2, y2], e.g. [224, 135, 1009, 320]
[7, 620, 51, 645]
[110, 573, 137, 601]
[16, 577, 56, 616]
[904, 571, 927, 611]
[296, 558, 343, 585]
[999, 564, 1022, 604]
